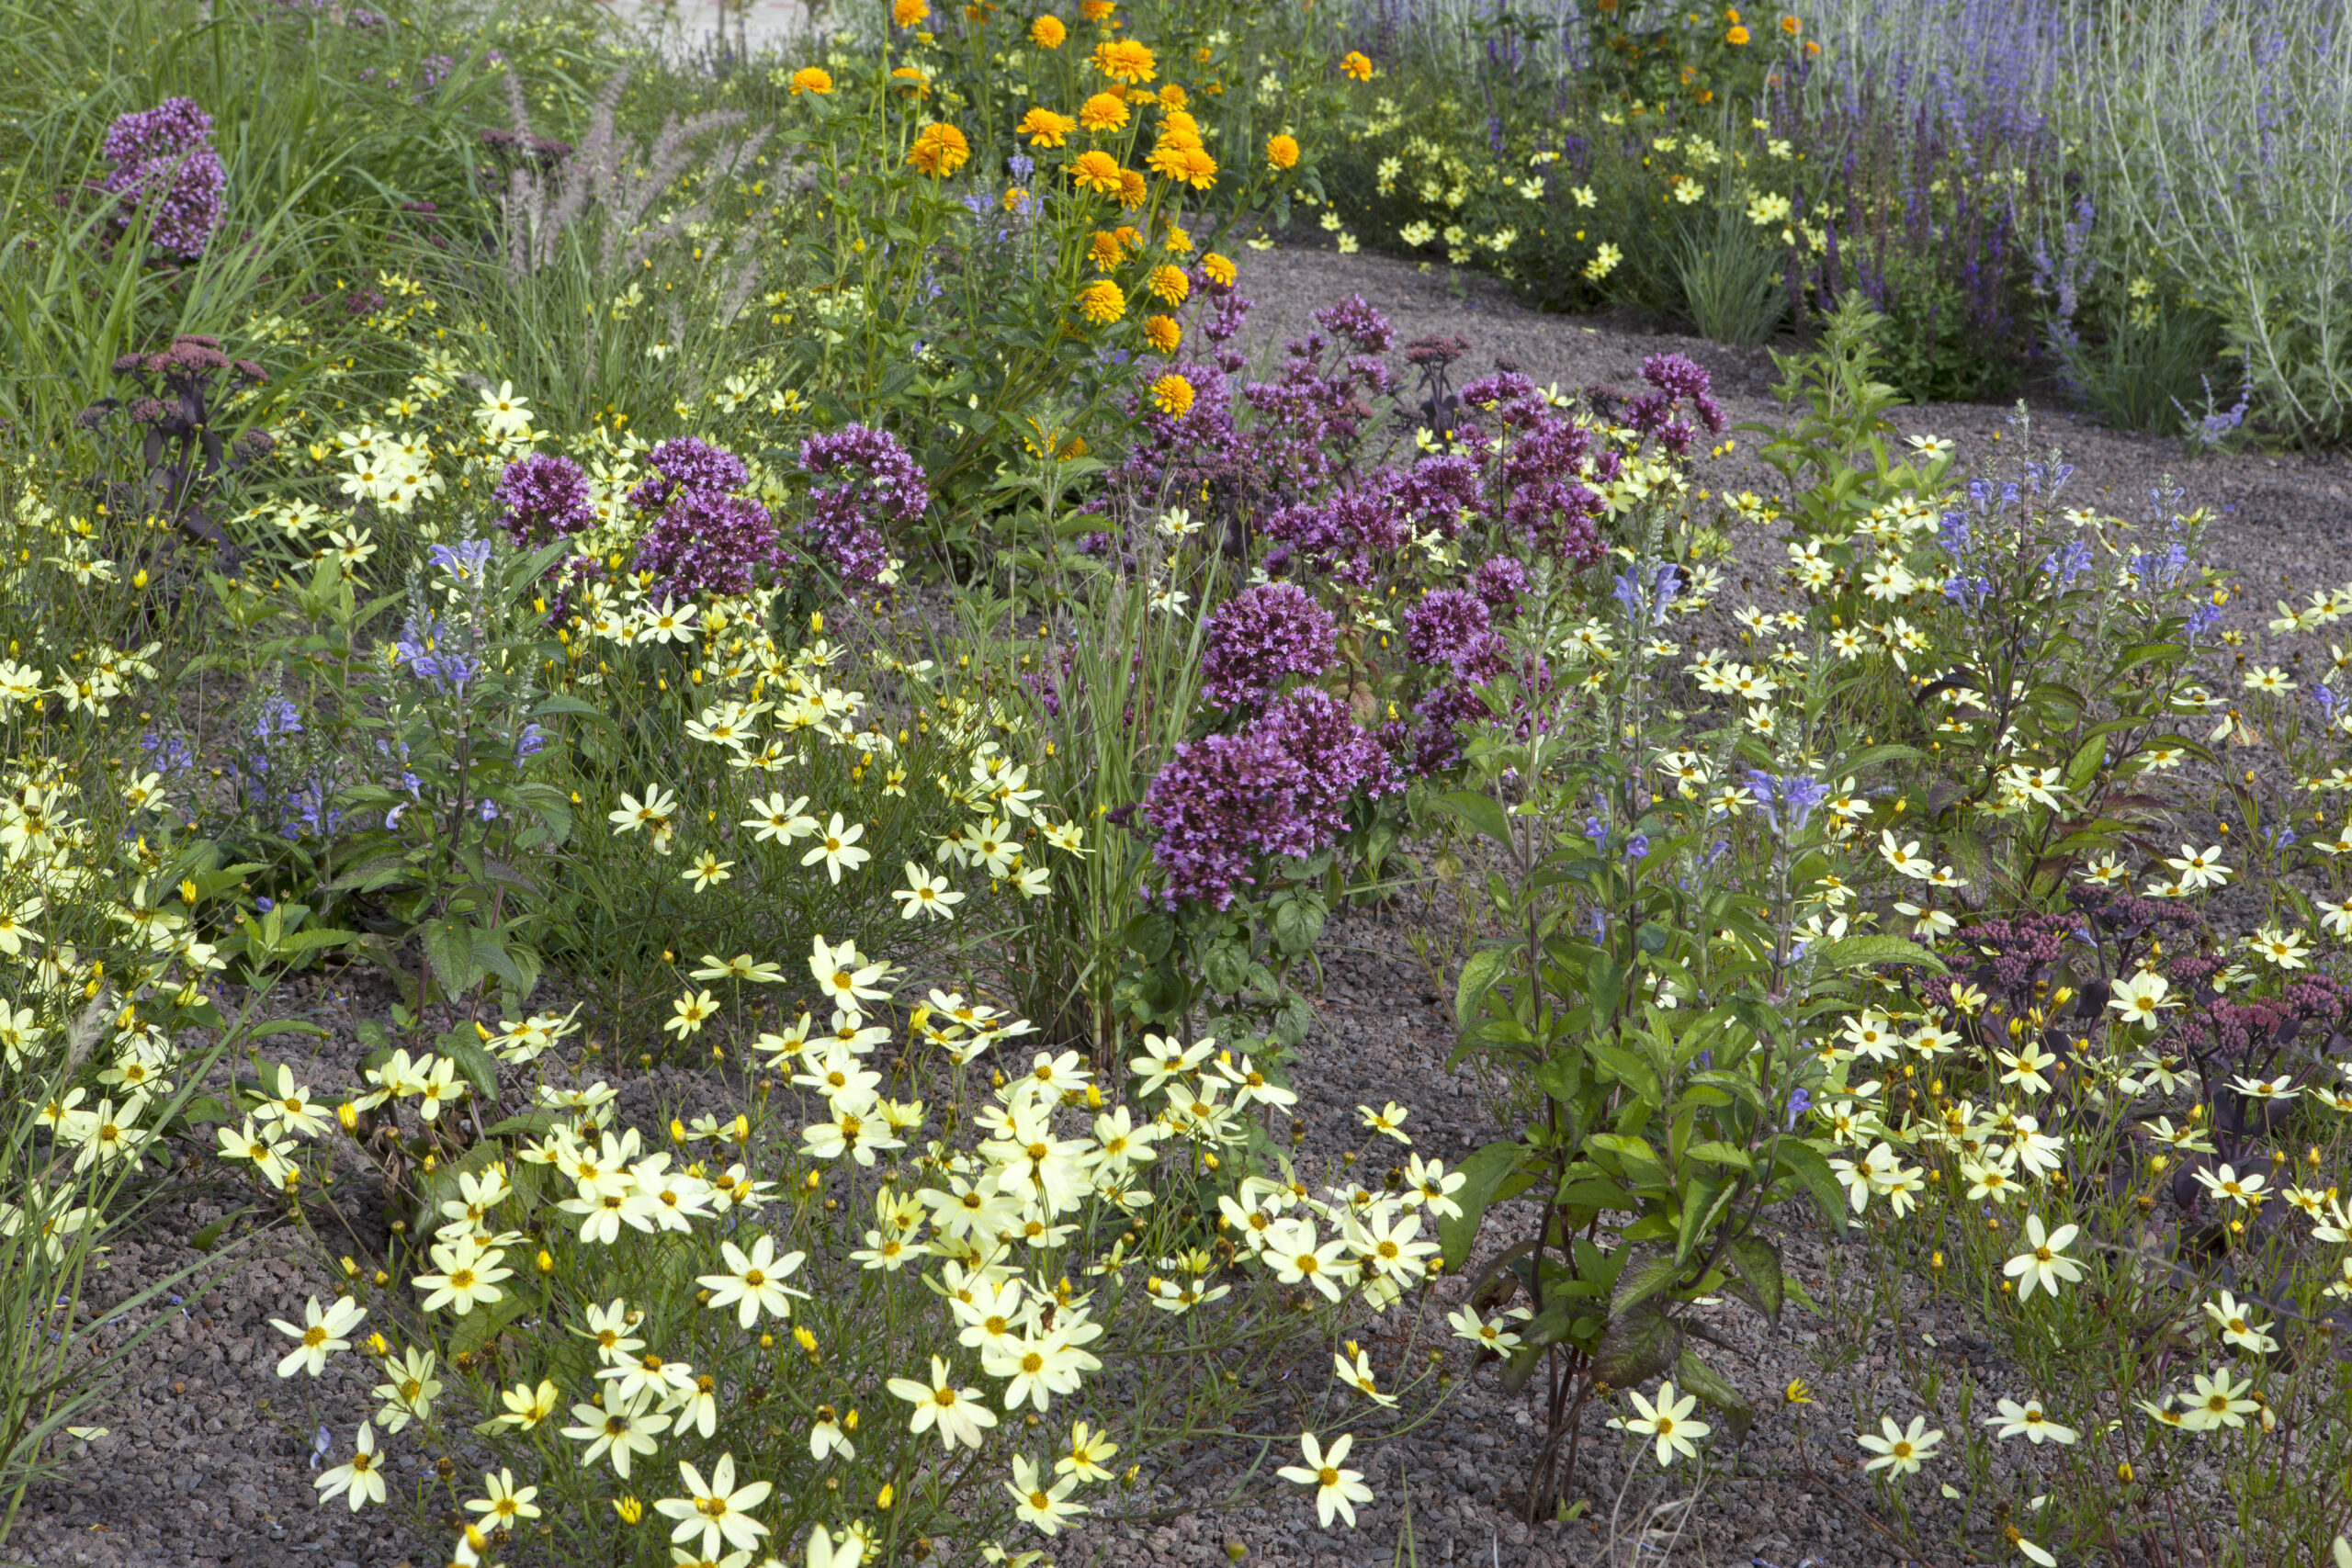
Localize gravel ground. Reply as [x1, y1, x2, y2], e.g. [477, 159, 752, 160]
[15, 241, 2342, 1568]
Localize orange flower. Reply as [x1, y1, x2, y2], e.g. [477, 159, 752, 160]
[1726, 23, 1751, 43]
[1142, 314, 1182, 353]
[892, 0, 930, 26]
[1781, 12, 1801, 31]
[1146, 264, 1191, 305]
[1079, 0, 1114, 17]
[1092, 38, 1158, 83]
[1159, 83, 1189, 108]
[1340, 50, 1374, 81]
[1804, 38, 1820, 53]
[1265, 132, 1300, 170]
[1161, 222, 1193, 253]
[1076, 279, 1126, 325]
[1149, 373, 1195, 414]
[789, 66, 834, 96]
[1069, 149, 1126, 194]
[907, 122, 971, 176]
[1201, 251, 1236, 287]
[1019, 107, 1079, 146]
[1032, 12, 1067, 45]
[1116, 167, 1148, 208]
[1079, 91, 1131, 131]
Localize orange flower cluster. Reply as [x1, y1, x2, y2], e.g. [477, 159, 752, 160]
[906, 122, 970, 176]
[1145, 108, 1217, 189]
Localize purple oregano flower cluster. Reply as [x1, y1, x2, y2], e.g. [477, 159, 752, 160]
[798, 423, 927, 584]
[103, 98, 226, 261]
[628, 438, 779, 599]
[1143, 686, 1397, 909]
[1199, 582, 1337, 711]
[492, 453, 598, 547]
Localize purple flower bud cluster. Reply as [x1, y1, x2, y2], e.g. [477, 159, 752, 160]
[797, 424, 928, 584]
[1143, 687, 1396, 909]
[628, 437, 779, 599]
[102, 98, 226, 261]
[1626, 354, 1726, 454]
[1200, 582, 1338, 711]
[1402, 588, 1491, 667]
[493, 454, 597, 547]
[1470, 556, 1528, 613]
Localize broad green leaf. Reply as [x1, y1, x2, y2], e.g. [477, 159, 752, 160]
[1672, 1348, 1754, 1439]
[1775, 1140, 1849, 1232]
[1809, 933, 1948, 976]
[1438, 789, 1513, 845]
[1593, 1301, 1682, 1389]
[1439, 1139, 1525, 1270]
[1724, 1233, 1784, 1324]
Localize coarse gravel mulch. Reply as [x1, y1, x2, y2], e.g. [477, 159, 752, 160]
[16, 240, 2352, 1568]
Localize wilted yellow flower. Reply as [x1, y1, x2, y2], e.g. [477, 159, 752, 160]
[1020, 107, 1079, 146]
[789, 67, 834, 96]
[1265, 132, 1300, 170]
[1031, 13, 1067, 46]
[907, 122, 971, 176]
[1092, 38, 1157, 82]
[1076, 279, 1126, 325]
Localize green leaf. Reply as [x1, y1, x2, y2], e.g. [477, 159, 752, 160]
[1686, 1140, 1754, 1171]
[1610, 1252, 1680, 1317]
[1439, 1139, 1526, 1270]
[1593, 1301, 1683, 1389]
[1453, 947, 1509, 1039]
[1588, 1133, 1667, 1179]
[420, 919, 481, 1000]
[1724, 1234, 1784, 1324]
[443, 1032, 503, 1103]
[448, 1285, 538, 1356]
[1672, 1348, 1754, 1440]
[1438, 789, 1512, 845]
[189, 1216, 230, 1253]
[1809, 933, 1948, 976]
[1775, 1140, 1849, 1232]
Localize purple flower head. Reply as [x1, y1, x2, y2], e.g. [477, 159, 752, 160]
[2041, 538, 2094, 592]
[427, 536, 496, 585]
[1142, 686, 1394, 908]
[1628, 354, 1726, 440]
[1201, 582, 1339, 711]
[630, 436, 750, 511]
[493, 453, 597, 547]
[395, 612, 482, 691]
[1396, 453, 1484, 536]
[635, 491, 781, 599]
[1402, 588, 1491, 669]
[798, 423, 928, 584]
[1745, 771, 1828, 837]
[102, 97, 226, 260]
[1470, 556, 1529, 614]
[1311, 296, 1395, 354]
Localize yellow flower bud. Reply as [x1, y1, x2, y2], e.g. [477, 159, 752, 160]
[537, 1249, 555, 1275]
[876, 1483, 895, 1510]
[614, 1495, 643, 1524]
